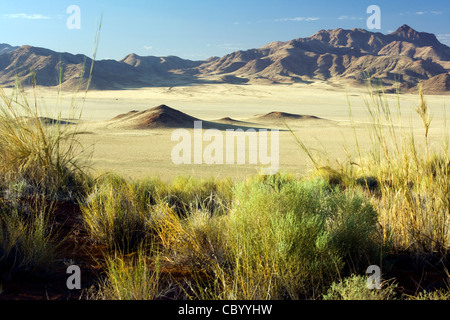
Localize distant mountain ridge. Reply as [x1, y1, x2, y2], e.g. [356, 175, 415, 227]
[0, 25, 449, 93]
[0, 43, 18, 55]
[197, 24, 450, 91]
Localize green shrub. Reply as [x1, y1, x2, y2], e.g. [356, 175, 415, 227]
[212, 175, 380, 299]
[409, 289, 450, 300]
[323, 275, 397, 300]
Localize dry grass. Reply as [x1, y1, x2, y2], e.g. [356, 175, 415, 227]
[291, 82, 450, 258]
[0, 197, 59, 279]
[86, 247, 169, 300]
[323, 275, 398, 300]
[0, 82, 91, 200]
[357, 84, 450, 256]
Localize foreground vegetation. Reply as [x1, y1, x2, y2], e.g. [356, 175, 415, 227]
[0, 79, 449, 300]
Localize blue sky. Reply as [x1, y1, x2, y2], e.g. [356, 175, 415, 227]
[1, 0, 449, 61]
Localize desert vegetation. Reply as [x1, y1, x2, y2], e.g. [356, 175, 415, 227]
[0, 76, 449, 301]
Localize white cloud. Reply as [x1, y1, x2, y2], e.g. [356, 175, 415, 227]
[400, 10, 443, 16]
[338, 16, 362, 21]
[275, 17, 319, 22]
[4, 13, 51, 20]
[437, 34, 450, 46]
[144, 46, 153, 51]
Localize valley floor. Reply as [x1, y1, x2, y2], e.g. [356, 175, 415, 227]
[22, 82, 450, 180]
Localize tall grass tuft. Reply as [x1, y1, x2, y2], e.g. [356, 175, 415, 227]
[162, 176, 233, 217]
[0, 19, 102, 201]
[81, 174, 232, 258]
[87, 247, 169, 300]
[0, 81, 91, 201]
[291, 81, 450, 258]
[0, 197, 59, 280]
[357, 83, 450, 257]
[81, 174, 154, 253]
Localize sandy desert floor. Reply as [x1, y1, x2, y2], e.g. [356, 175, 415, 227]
[10, 82, 450, 181]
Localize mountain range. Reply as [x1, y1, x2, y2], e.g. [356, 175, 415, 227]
[1, 24, 449, 93]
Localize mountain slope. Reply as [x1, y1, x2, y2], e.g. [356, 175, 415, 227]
[0, 25, 449, 92]
[0, 46, 204, 89]
[196, 24, 450, 89]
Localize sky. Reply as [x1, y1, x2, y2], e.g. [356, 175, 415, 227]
[0, 0, 449, 61]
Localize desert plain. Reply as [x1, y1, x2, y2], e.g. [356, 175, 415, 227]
[9, 81, 450, 181]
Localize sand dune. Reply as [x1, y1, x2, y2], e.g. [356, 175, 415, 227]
[108, 105, 200, 129]
[107, 104, 274, 130]
[214, 117, 257, 126]
[110, 110, 140, 121]
[253, 111, 321, 121]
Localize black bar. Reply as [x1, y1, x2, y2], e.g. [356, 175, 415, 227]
[0, 300, 447, 319]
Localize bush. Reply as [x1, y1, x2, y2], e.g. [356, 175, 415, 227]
[323, 275, 397, 300]
[211, 175, 380, 299]
[409, 289, 450, 300]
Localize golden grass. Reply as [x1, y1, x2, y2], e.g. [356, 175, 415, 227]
[291, 82, 450, 257]
[86, 247, 168, 300]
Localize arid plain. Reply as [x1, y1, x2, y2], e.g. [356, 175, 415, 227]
[12, 82, 450, 181]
